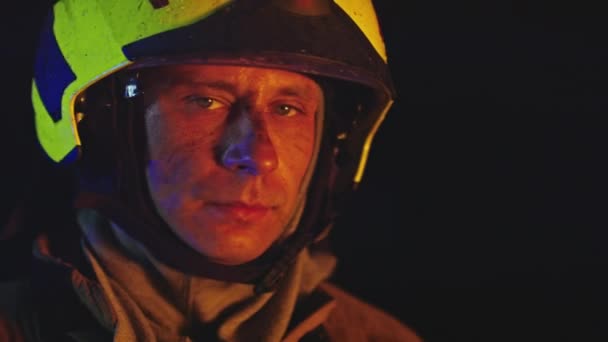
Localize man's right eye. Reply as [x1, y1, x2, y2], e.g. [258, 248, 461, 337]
[185, 95, 225, 110]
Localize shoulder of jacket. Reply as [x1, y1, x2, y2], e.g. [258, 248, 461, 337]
[0, 315, 26, 342]
[319, 281, 423, 342]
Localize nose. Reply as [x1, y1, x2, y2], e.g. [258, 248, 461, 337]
[218, 108, 278, 175]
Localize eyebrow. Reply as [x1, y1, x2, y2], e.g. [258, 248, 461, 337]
[176, 79, 238, 94]
[275, 86, 312, 98]
[174, 78, 316, 100]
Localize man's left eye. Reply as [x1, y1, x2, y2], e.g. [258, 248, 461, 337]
[275, 104, 300, 117]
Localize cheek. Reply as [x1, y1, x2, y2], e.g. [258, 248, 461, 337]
[146, 136, 211, 193]
[146, 160, 183, 216]
[144, 108, 220, 198]
[274, 123, 317, 181]
[145, 140, 209, 222]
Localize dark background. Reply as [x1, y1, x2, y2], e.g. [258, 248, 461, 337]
[2, 1, 608, 341]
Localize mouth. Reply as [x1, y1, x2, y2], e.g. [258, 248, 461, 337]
[206, 201, 274, 222]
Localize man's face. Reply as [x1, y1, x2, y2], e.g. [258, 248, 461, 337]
[142, 65, 321, 265]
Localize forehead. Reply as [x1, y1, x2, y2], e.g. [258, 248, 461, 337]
[142, 64, 322, 97]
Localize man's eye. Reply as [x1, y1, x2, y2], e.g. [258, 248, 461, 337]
[275, 104, 300, 117]
[196, 97, 224, 109]
[186, 96, 225, 110]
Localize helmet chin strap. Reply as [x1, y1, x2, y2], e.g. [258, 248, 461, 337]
[75, 74, 336, 292]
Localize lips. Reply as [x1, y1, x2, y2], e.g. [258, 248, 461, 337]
[207, 201, 273, 222]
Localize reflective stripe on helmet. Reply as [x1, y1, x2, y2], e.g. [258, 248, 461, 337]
[32, 80, 80, 163]
[354, 99, 393, 184]
[335, 0, 387, 63]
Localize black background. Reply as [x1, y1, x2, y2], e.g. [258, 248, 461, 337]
[2, 1, 608, 341]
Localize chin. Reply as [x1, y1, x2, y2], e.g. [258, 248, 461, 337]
[192, 235, 273, 266]
[172, 215, 284, 265]
[202, 248, 266, 266]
